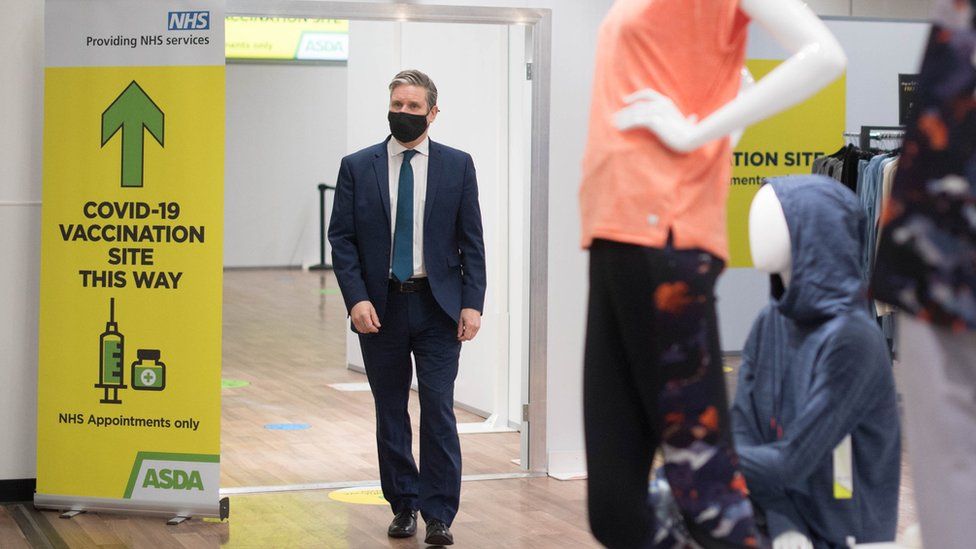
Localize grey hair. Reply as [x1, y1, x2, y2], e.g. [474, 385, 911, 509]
[389, 69, 438, 110]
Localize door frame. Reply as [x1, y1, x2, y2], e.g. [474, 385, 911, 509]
[226, 0, 552, 473]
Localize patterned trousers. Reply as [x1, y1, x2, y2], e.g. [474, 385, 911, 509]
[584, 239, 762, 549]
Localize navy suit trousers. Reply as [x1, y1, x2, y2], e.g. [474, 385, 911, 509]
[359, 284, 462, 526]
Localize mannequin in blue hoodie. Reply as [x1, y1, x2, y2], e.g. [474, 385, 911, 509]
[731, 176, 901, 548]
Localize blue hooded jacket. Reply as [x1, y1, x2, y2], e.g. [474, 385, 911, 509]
[731, 175, 901, 548]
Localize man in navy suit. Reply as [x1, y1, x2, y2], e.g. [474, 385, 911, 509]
[328, 69, 486, 546]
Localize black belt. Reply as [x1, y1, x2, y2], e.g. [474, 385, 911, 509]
[389, 277, 430, 293]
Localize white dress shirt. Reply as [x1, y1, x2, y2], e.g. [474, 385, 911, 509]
[388, 137, 429, 278]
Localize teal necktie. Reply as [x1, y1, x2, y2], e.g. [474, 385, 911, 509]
[392, 149, 418, 282]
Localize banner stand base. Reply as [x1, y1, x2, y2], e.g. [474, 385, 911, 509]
[220, 496, 230, 520]
[35, 493, 226, 520]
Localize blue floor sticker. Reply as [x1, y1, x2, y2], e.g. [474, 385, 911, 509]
[264, 423, 311, 431]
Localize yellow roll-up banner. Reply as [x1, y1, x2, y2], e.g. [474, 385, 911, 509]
[37, 0, 226, 518]
[727, 59, 846, 268]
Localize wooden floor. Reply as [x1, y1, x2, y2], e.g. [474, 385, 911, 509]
[2, 269, 920, 547]
[0, 470, 921, 549]
[2, 477, 595, 548]
[220, 269, 520, 488]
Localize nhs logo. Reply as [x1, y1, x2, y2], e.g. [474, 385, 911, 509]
[167, 11, 210, 30]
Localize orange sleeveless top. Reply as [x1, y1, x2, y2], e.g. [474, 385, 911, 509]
[580, 0, 750, 260]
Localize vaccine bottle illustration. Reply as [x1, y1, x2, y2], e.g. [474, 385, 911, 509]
[132, 350, 166, 391]
[95, 297, 126, 404]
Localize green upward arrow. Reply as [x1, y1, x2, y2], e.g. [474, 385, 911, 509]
[101, 81, 165, 188]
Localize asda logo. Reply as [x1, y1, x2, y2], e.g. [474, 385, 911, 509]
[142, 467, 204, 490]
[125, 452, 219, 503]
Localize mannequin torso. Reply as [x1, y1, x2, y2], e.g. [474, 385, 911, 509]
[583, 0, 848, 260]
[615, 0, 848, 154]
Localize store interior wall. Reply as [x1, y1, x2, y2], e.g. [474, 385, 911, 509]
[0, 0, 940, 484]
[0, 0, 43, 483]
[224, 63, 348, 268]
[716, 18, 931, 353]
[807, 0, 932, 18]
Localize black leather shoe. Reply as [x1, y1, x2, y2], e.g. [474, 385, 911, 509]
[424, 519, 454, 546]
[387, 510, 417, 538]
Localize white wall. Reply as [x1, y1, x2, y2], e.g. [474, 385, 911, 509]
[808, 0, 932, 18]
[224, 63, 347, 268]
[748, 19, 931, 132]
[0, 0, 43, 482]
[850, 0, 930, 18]
[529, 0, 610, 480]
[344, 21, 399, 154]
[717, 18, 931, 353]
[342, 19, 394, 375]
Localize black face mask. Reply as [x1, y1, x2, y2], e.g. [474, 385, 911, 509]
[388, 110, 430, 143]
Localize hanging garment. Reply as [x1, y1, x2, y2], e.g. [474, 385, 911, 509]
[813, 145, 875, 192]
[814, 146, 847, 183]
[873, 6, 976, 549]
[859, 155, 900, 282]
[812, 155, 832, 176]
[872, 20, 976, 330]
[841, 146, 874, 193]
[857, 155, 887, 281]
[856, 158, 869, 194]
[875, 159, 899, 318]
[732, 176, 901, 548]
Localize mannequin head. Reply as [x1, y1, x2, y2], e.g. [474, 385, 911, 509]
[749, 184, 792, 286]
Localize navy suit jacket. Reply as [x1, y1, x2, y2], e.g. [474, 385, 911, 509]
[328, 137, 487, 330]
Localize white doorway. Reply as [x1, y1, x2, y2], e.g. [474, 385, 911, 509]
[220, 4, 550, 490]
[340, 19, 532, 436]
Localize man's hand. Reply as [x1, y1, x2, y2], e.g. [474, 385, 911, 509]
[351, 301, 381, 334]
[457, 308, 481, 342]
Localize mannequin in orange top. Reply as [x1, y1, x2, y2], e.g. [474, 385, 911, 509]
[580, 1, 846, 548]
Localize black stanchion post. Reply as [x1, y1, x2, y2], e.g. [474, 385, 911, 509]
[310, 183, 336, 271]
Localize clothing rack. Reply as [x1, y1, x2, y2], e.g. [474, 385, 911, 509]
[862, 127, 903, 354]
[856, 125, 905, 150]
[816, 130, 904, 355]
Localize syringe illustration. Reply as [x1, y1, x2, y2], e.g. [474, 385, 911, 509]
[95, 297, 126, 404]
